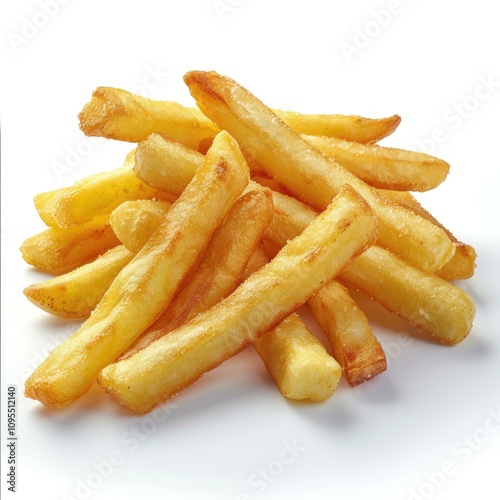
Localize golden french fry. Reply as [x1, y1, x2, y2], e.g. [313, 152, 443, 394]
[184, 70, 455, 273]
[308, 280, 386, 386]
[382, 190, 476, 280]
[304, 135, 449, 192]
[98, 185, 378, 413]
[122, 189, 274, 359]
[24, 131, 250, 407]
[244, 246, 342, 402]
[23, 245, 133, 318]
[78, 87, 400, 150]
[34, 150, 174, 229]
[78, 87, 219, 152]
[132, 131, 475, 343]
[278, 112, 401, 143]
[110, 200, 173, 253]
[254, 315, 342, 402]
[20, 215, 120, 274]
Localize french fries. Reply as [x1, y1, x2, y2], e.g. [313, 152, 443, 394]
[304, 135, 449, 192]
[122, 189, 274, 358]
[34, 151, 174, 229]
[98, 186, 378, 413]
[25, 131, 249, 407]
[21, 70, 477, 413]
[20, 215, 120, 274]
[133, 132, 475, 344]
[23, 245, 133, 318]
[184, 71, 455, 273]
[79, 86, 400, 149]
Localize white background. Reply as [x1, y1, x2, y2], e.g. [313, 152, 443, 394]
[1, 1, 500, 499]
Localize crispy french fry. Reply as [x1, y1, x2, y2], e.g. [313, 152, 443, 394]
[132, 131, 475, 343]
[35, 150, 174, 229]
[78, 87, 400, 150]
[304, 135, 449, 192]
[382, 190, 476, 280]
[122, 189, 274, 359]
[78, 87, 219, 152]
[184, 70, 455, 273]
[24, 131, 250, 407]
[20, 215, 120, 274]
[110, 200, 173, 253]
[279, 112, 401, 143]
[244, 246, 342, 402]
[308, 280, 386, 386]
[98, 185, 378, 413]
[254, 315, 341, 402]
[23, 245, 133, 318]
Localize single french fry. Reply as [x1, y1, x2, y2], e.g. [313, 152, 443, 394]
[307, 281, 386, 386]
[132, 131, 475, 344]
[304, 135, 449, 192]
[24, 131, 250, 407]
[121, 189, 274, 359]
[382, 190, 476, 280]
[98, 185, 378, 413]
[78, 87, 219, 152]
[34, 150, 174, 229]
[78, 87, 400, 151]
[20, 215, 120, 274]
[110, 200, 173, 253]
[277, 111, 400, 143]
[244, 246, 342, 402]
[184, 70, 455, 273]
[23, 245, 133, 318]
[254, 315, 342, 402]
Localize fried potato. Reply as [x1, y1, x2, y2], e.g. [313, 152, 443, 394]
[304, 135, 449, 192]
[254, 314, 342, 401]
[78, 87, 219, 152]
[110, 199, 173, 253]
[23, 245, 133, 318]
[244, 246, 342, 401]
[340, 246, 475, 345]
[266, 190, 475, 345]
[308, 280, 386, 386]
[20, 215, 120, 274]
[98, 185, 378, 413]
[131, 131, 475, 343]
[122, 189, 274, 359]
[382, 190, 476, 280]
[278, 112, 401, 143]
[184, 70, 455, 273]
[35, 150, 174, 229]
[78, 87, 400, 150]
[24, 131, 250, 407]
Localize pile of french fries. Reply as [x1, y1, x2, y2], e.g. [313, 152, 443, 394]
[21, 71, 476, 413]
